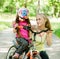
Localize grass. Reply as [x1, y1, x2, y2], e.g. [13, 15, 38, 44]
[54, 29, 60, 38]
[0, 22, 12, 31]
[51, 23, 60, 38]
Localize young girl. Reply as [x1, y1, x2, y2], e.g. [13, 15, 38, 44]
[34, 13, 52, 59]
[12, 8, 32, 59]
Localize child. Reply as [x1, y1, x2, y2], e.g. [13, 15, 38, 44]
[34, 13, 52, 59]
[12, 7, 32, 59]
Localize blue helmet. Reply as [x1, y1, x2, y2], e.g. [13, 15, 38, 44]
[18, 8, 29, 19]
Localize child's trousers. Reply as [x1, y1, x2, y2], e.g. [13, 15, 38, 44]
[16, 38, 29, 55]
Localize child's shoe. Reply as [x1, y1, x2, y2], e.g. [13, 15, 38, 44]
[13, 53, 19, 59]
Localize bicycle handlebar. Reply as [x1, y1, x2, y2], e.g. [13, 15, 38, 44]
[17, 25, 53, 41]
[23, 26, 53, 41]
[17, 25, 53, 33]
[22, 25, 52, 33]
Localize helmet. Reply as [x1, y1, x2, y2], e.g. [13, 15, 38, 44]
[18, 8, 29, 19]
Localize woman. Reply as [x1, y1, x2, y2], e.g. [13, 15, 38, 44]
[33, 13, 52, 59]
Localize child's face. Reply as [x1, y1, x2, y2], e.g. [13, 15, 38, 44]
[36, 15, 46, 27]
[19, 17, 24, 21]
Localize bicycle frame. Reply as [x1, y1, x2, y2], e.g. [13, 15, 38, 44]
[25, 42, 39, 59]
[21, 26, 51, 59]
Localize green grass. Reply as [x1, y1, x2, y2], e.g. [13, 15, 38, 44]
[54, 29, 60, 38]
[51, 23, 60, 38]
[0, 22, 12, 31]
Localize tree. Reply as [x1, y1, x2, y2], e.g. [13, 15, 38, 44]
[0, 0, 5, 8]
[48, 0, 60, 17]
[36, 0, 40, 15]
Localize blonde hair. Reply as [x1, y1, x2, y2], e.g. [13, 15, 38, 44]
[37, 13, 52, 30]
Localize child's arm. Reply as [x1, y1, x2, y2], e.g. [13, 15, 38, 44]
[46, 31, 52, 46]
[12, 21, 18, 28]
[28, 24, 32, 43]
[12, 21, 18, 33]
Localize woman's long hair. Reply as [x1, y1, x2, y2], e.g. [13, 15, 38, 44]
[37, 13, 52, 30]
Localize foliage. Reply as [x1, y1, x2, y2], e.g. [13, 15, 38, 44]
[40, 5, 52, 16]
[3, 0, 16, 13]
[0, 0, 60, 17]
[54, 29, 60, 38]
[0, 0, 5, 8]
[48, 0, 60, 17]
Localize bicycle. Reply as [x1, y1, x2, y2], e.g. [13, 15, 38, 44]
[6, 26, 49, 59]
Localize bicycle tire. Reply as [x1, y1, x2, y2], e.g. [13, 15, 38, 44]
[33, 54, 41, 59]
[22, 53, 41, 59]
[6, 45, 16, 59]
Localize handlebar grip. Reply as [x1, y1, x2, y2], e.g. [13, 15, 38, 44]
[23, 26, 31, 30]
[18, 26, 23, 29]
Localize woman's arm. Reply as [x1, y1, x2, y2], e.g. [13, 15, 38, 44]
[46, 31, 52, 46]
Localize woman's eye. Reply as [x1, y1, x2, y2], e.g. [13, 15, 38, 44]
[36, 19, 38, 20]
[39, 18, 41, 20]
[36, 18, 41, 20]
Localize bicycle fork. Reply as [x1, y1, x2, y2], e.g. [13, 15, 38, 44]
[26, 50, 37, 59]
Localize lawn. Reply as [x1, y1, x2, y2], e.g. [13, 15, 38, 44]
[0, 22, 12, 31]
[51, 23, 60, 38]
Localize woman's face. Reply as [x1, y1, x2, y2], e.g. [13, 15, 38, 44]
[36, 15, 46, 27]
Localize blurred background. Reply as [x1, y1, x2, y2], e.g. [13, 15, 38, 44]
[0, 0, 60, 38]
[0, 0, 60, 59]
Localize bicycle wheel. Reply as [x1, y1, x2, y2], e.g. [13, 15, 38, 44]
[6, 45, 16, 59]
[23, 54, 41, 59]
[33, 54, 41, 59]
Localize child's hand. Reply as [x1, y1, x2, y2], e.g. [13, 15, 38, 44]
[14, 24, 18, 28]
[28, 38, 32, 44]
[18, 26, 23, 29]
[23, 26, 31, 30]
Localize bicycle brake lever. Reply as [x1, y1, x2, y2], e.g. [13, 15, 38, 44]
[23, 26, 31, 30]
